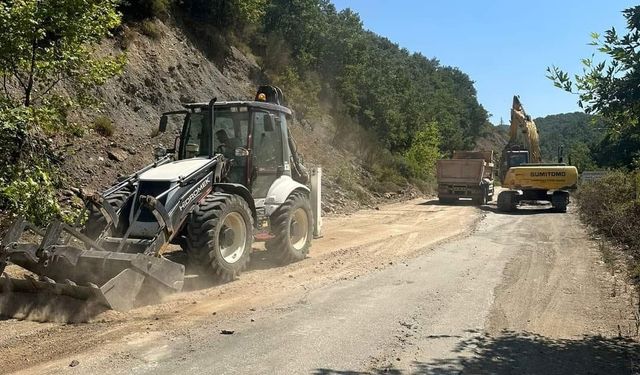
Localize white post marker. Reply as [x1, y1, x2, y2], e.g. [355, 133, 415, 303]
[310, 167, 322, 238]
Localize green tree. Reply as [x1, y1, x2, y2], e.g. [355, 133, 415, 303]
[0, 0, 123, 108]
[534, 112, 605, 163]
[568, 142, 596, 173]
[547, 5, 640, 168]
[404, 122, 441, 179]
[179, 0, 267, 28]
[260, 0, 489, 148]
[0, 0, 124, 225]
[120, 0, 170, 20]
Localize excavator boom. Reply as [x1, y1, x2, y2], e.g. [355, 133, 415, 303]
[509, 96, 542, 163]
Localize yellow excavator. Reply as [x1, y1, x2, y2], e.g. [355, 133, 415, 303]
[497, 96, 578, 212]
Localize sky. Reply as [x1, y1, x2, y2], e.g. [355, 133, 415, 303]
[331, 0, 637, 123]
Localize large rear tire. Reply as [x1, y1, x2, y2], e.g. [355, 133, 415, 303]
[497, 191, 517, 212]
[186, 194, 253, 281]
[266, 192, 313, 265]
[83, 186, 134, 239]
[551, 191, 569, 213]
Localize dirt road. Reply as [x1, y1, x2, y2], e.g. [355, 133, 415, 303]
[1, 198, 639, 374]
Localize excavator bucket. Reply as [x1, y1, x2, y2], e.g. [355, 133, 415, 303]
[0, 218, 185, 313]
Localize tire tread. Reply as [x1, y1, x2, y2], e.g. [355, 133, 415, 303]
[265, 192, 313, 265]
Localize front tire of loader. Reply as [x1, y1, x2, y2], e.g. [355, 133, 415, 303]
[187, 194, 253, 281]
[266, 192, 313, 265]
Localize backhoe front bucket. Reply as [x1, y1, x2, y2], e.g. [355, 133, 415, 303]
[1, 268, 145, 311]
[0, 218, 185, 312]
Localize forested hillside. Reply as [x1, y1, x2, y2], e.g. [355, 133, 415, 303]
[473, 123, 508, 156]
[0, 0, 490, 223]
[174, 0, 489, 166]
[534, 112, 605, 171]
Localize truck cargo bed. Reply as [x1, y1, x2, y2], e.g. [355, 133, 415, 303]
[436, 152, 495, 204]
[436, 159, 486, 184]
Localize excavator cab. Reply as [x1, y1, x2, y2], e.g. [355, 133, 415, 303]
[505, 150, 529, 168]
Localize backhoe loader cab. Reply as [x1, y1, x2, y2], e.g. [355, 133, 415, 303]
[0, 86, 321, 312]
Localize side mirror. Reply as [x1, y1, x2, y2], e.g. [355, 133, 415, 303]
[154, 147, 167, 159]
[159, 115, 168, 133]
[235, 147, 250, 157]
[264, 114, 276, 132]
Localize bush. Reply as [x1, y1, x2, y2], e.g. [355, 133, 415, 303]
[178, 0, 266, 29]
[272, 68, 321, 120]
[119, 26, 137, 49]
[577, 170, 640, 283]
[120, 0, 170, 20]
[0, 165, 67, 227]
[403, 122, 441, 180]
[369, 161, 408, 191]
[140, 19, 161, 39]
[93, 116, 114, 137]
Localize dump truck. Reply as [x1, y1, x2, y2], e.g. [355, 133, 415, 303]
[436, 150, 494, 205]
[0, 86, 322, 312]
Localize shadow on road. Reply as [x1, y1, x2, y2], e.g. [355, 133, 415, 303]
[478, 204, 557, 216]
[181, 248, 279, 291]
[312, 330, 640, 375]
[419, 198, 557, 216]
[419, 199, 480, 207]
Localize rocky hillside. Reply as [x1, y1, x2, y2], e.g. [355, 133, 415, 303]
[474, 124, 509, 156]
[1, 0, 493, 227]
[61, 20, 256, 191]
[57, 19, 418, 215]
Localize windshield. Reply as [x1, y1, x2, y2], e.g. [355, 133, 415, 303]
[181, 107, 249, 159]
[508, 153, 529, 167]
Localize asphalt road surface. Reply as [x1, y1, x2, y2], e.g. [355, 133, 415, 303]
[1, 198, 639, 374]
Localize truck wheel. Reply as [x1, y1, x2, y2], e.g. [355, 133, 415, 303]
[439, 197, 455, 204]
[473, 187, 487, 206]
[83, 186, 134, 239]
[266, 192, 313, 265]
[497, 191, 516, 212]
[551, 191, 569, 213]
[472, 196, 483, 206]
[186, 194, 253, 281]
[483, 185, 491, 204]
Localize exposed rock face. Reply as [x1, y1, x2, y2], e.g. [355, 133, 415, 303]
[58, 19, 424, 216]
